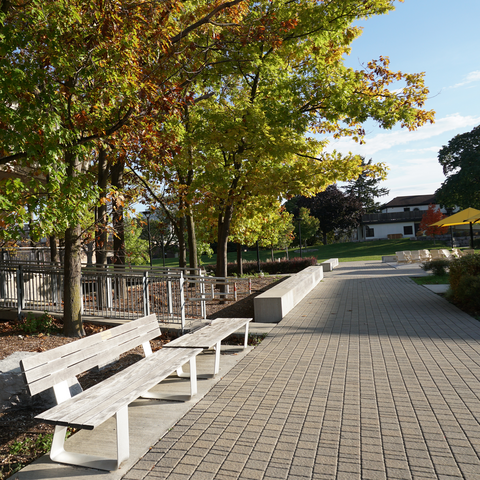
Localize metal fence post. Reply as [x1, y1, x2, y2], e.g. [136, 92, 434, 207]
[52, 268, 58, 306]
[0, 266, 5, 299]
[180, 272, 185, 333]
[143, 271, 150, 316]
[167, 276, 173, 315]
[16, 265, 25, 320]
[200, 270, 206, 319]
[106, 276, 113, 309]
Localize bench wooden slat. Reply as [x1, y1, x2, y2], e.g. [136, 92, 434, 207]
[21, 315, 159, 396]
[165, 317, 252, 349]
[21, 315, 157, 372]
[37, 347, 203, 430]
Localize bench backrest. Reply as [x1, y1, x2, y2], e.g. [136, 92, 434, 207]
[21, 314, 160, 396]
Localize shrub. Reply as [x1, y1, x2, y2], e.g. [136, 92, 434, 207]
[453, 275, 480, 312]
[21, 311, 62, 335]
[206, 257, 318, 276]
[420, 259, 450, 276]
[449, 254, 480, 302]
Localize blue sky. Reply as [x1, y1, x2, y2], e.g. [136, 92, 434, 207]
[328, 0, 480, 204]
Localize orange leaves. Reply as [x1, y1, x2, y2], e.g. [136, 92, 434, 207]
[419, 204, 448, 236]
[280, 18, 298, 32]
[73, 110, 89, 129]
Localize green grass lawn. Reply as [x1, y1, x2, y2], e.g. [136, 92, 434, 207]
[411, 275, 450, 285]
[152, 238, 459, 267]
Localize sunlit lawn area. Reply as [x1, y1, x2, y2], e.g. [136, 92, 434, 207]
[152, 238, 461, 268]
[411, 274, 450, 285]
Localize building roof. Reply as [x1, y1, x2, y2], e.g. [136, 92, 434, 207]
[383, 195, 436, 208]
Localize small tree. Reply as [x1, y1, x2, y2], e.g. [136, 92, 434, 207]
[419, 204, 448, 242]
[125, 219, 149, 266]
[294, 208, 320, 248]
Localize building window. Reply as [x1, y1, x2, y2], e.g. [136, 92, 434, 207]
[366, 226, 375, 238]
[404, 207, 410, 212]
[404, 225, 413, 235]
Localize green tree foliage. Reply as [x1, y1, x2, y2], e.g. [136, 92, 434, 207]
[124, 219, 149, 266]
[0, 0, 247, 334]
[342, 157, 389, 213]
[292, 185, 363, 245]
[0, 0, 435, 332]
[435, 125, 480, 210]
[162, 0, 434, 278]
[294, 208, 320, 247]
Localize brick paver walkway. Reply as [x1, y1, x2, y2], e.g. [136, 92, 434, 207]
[124, 261, 480, 479]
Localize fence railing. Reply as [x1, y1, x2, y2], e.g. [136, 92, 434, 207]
[0, 263, 252, 330]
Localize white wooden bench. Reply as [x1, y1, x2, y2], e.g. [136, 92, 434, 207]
[20, 314, 202, 471]
[164, 317, 252, 377]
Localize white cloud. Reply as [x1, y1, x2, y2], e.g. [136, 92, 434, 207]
[327, 113, 480, 155]
[450, 71, 480, 89]
[403, 146, 440, 153]
[403, 157, 438, 166]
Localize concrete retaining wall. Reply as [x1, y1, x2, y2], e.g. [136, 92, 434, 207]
[320, 258, 339, 272]
[254, 265, 324, 323]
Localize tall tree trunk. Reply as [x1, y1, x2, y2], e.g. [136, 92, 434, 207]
[64, 223, 84, 336]
[111, 160, 126, 301]
[96, 149, 109, 307]
[49, 235, 59, 264]
[236, 243, 243, 276]
[322, 231, 328, 245]
[169, 216, 186, 268]
[111, 160, 125, 267]
[63, 151, 84, 337]
[96, 148, 109, 267]
[216, 204, 234, 281]
[186, 207, 197, 271]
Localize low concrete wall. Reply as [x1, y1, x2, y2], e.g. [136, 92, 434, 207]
[320, 258, 339, 272]
[254, 266, 324, 323]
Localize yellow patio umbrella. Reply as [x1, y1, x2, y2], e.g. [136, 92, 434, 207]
[463, 211, 480, 224]
[430, 207, 480, 248]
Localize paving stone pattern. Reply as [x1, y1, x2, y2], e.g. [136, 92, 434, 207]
[124, 262, 480, 480]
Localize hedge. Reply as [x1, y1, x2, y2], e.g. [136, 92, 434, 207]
[205, 256, 318, 276]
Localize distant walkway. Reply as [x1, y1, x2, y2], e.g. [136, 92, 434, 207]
[124, 261, 480, 480]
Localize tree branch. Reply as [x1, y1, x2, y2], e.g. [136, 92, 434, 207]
[170, 0, 245, 45]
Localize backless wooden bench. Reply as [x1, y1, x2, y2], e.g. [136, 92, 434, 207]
[165, 317, 253, 376]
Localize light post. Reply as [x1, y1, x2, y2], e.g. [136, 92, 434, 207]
[161, 232, 165, 267]
[256, 240, 261, 273]
[297, 218, 303, 258]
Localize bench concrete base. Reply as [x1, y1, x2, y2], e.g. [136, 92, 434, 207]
[254, 266, 324, 323]
[320, 258, 339, 272]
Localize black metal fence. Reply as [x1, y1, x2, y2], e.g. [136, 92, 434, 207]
[0, 262, 252, 330]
